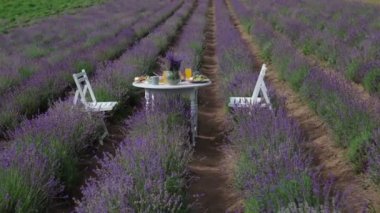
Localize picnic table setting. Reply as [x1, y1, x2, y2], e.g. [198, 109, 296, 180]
[132, 54, 211, 86]
[132, 54, 211, 144]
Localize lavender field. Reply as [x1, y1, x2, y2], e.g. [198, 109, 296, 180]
[0, 0, 379, 212]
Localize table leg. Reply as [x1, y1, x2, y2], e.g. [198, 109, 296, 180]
[145, 89, 150, 110]
[190, 88, 198, 145]
[151, 92, 155, 111]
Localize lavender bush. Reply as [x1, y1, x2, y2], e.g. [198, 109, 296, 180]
[215, 0, 256, 100]
[0, 100, 103, 211]
[169, 0, 208, 72]
[215, 0, 342, 211]
[75, 97, 191, 212]
[91, 0, 196, 101]
[0, 143, 61, 212]
[231, 107, 341, 212]
[241, 0, 380, 95]
[75, 2, 210, 209]
[0, 0, 183, 134]
[0, 0, 199, 211]
[229, 0, 380, 174]
[0, 0, 170, 95]
[301, 69, 375, 170]
[9, 101, 104, 188]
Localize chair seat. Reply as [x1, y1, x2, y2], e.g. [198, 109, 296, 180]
[86, 102, 118, 112]
[228, 97, 264, 108]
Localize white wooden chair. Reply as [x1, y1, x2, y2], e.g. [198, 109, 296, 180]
[73, 69, 117, 144]
[228, 64, 271, 108]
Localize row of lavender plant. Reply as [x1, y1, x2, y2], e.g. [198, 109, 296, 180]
[231, 107, 342, 212]
[215, 0, 342, 211]
[0, 0, 183, 134]
[0, 102, 104, 211]
[241, 0, 380, 95]
[0, 0, 168, 95]
[229, 0, 380, 179]
[170, 0, 208, 72]
[89, 0, 198, 101]
[74, 1, 209, 210]
[215, 0, 256, 100]
[75, 98, 192, 212]
[0, 1, 197, 211]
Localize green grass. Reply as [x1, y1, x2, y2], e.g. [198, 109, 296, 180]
[363, 67, 380, 94]
[0, 0, 106, 33]
[0, 168, 47, 212]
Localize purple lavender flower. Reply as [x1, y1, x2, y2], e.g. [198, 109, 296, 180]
[166, 52, 182, 72]
[219, 0, 343, 211]
[75, 98, 191, 212]
[0, 143, 62, 212]
[0, 0, 186, 134]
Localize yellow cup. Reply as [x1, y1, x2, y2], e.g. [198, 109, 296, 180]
[185, 68, 192, 80]
[162, 71, 169, 84]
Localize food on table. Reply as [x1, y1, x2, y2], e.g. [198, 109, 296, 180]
[190, 74, 209, 82]
[134, 76, 148, 83]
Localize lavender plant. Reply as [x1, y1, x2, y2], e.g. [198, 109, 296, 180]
[230, 106, 342, 212]
[9, 101, 104, 188]
[75, 97, 191, 212]
[0, 0, 167, 95]
[0, 2, 199, 209]
[91, 0, 196, 101]
[230, 0, 380, 175]
[0, 1, 199, 212]
[215, 0, 342, 211]
[75, 2, 210, 209]
[240, 0, 380, 96]
[301, 69, 375, 170]
[161, 0, 208, 74]
[0, 0, 184, 134]
[0, 143, 61, 212]
[215, 0, 256, 99]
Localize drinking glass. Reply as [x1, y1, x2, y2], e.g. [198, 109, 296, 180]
[185, 68, 192, 80]
[162, 71, 169, 84]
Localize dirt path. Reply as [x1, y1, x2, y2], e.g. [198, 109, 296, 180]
[225, 0, 380, 211]
[188, 1, 242, 212]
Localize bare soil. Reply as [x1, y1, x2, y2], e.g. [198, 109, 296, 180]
[188, 1, 243, 212]
[225, 0, 380, 212]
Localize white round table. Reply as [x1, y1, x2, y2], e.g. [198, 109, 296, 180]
[133, 81, 211, 144]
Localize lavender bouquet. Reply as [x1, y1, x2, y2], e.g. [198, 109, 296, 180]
[166, 52, 182, 85]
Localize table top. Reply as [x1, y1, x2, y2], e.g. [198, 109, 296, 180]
[132, 81, 211, 90]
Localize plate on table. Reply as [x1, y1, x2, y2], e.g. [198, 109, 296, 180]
[189, 74, 210, 83]
[190, 80, 210, 83]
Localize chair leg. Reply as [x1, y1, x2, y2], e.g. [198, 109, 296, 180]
[99, 119, 109, 145]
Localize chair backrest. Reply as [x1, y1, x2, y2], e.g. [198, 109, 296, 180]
[251, 64, 267, 99]
[73, 69, 97, 106]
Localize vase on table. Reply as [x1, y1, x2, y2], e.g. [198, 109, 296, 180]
[166, 53, 182, 85]
[167, 70, 180, 85]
